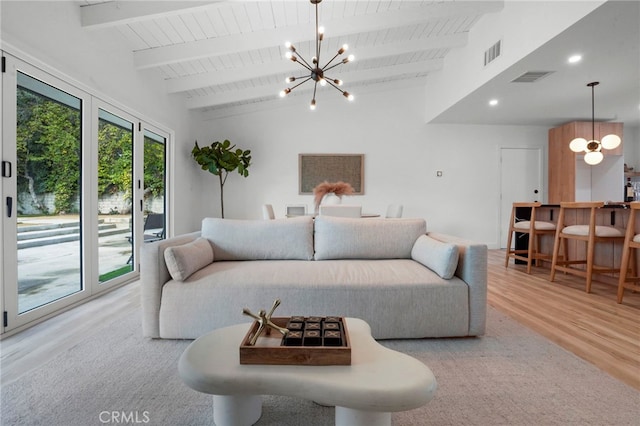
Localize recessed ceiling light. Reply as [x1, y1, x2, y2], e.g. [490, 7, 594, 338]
[568, 54, 582, 64]
[489, 99, 498, 106]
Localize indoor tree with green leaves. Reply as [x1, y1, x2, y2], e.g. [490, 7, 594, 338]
[192, 139, 251, 218]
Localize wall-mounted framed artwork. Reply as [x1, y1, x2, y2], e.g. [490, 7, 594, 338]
[298, 154, 364, 195]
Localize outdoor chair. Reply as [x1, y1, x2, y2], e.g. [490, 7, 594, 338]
[127, 213, 165, 264]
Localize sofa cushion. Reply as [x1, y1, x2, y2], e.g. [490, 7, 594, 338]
[164, 237, 214, 281]
[411, 235, 459, 279]
[160, 259, 470, 339]
[201, 216, 314, 261]
[314, 216, 426, 260]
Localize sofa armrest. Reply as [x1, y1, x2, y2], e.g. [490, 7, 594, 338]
[427, 232, 487, 336]
[141, 231, 201, 338]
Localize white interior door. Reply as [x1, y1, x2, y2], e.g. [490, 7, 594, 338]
[499, 147, 543, 248]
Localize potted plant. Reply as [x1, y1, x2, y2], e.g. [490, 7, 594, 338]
[192, 139, 251, 218]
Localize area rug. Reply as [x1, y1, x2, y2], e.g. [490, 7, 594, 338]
[1, 306, 638, 426]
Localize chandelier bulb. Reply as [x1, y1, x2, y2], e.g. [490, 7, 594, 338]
[342, 55, 355, 64]
[334, 79, 343, 86]
[310, 99, 317, 110]
[320, 78, 327, 86]
[584, 150, 604, 165]
[279, 88, 291, 97]
[601, 134, 621, 150]
[285, 42, 296, 52]
[569, 137, 587, 153]
[285, 77, 295, 83]
[343, 91, 354, 101]
[312, 56, 317, 64]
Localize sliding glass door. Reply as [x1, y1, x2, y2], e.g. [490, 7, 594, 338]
[15, 72, 84, 313]
[142, 128, 167, 240]
[1, 54, 171, 333]
[97, 108, 135, 283]
[2, 58, 90, 329]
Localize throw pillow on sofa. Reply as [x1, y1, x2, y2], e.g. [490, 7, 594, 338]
[164, 237, 214, 281]
[314, 216, 426, 260]
[411, 235, 459, 279]
[201, 216, 314, 261]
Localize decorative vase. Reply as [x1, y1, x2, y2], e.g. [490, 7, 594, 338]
[322, 193, 342, 206]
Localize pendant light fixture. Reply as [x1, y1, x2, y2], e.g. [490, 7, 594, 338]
[279, 0, 354, 110]
[569, 82, 621, 165]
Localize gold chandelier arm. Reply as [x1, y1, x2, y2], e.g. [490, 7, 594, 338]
[290, 51, 314, 71]
[323, 60, 348, 73]
[288, 77, 313, 92]
[325, 78, 346, 94]
[322, 49, 345, 70]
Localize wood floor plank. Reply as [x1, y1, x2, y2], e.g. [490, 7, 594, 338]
[493, 249, 640, 390]
[2, 251, 639, 392]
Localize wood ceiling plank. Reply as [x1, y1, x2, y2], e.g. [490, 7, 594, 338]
[133, 2, 498, 69]
[180, 13, 207, 40]
[80, 0, 223, 29]
[184, 58, 442, 108]
[166, 33, 462, 93]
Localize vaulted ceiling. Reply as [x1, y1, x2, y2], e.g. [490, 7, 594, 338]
[78, 1, 639, 127]
[78, 0, 503, 112]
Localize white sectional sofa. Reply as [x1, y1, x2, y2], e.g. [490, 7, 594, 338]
[141, 216, 487, 340]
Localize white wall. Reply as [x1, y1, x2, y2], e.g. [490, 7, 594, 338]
[197, 82, 548, 248]
[424, 0, 604, 122]
[0, 0, 204, 234]
[623, 126, 640, 169]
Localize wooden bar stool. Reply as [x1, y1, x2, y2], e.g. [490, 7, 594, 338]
[549, 202, 626, 293]
[505, 202, 557, 274]
[617, 202, 640, 303]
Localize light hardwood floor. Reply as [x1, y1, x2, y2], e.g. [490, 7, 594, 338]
[2, 250, 639, 390]
[491, 249, 640, 390]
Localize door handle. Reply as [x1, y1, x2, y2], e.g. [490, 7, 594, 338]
[6, 196, 12, 218]
[2, 161, 11, 178]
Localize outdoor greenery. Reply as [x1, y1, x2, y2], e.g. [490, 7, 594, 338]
[17, 88, 81, 214]
[192, 139, 251, 218]
[143, 136, 166, 200]
[16, 87, 165, 215]
[97, 120, 133, 201]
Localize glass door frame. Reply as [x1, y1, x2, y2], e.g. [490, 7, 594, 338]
[1, 54, 92, 331]
[133, 123, 171, 269]
[89, 100, 141, 292]
[1, 51, 173, 334]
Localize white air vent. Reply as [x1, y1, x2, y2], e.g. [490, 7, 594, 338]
[484, 40, 501, 66]
[511, 71, 554, 83]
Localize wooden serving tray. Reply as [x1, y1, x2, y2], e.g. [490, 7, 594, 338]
[239, 317, 351, 365]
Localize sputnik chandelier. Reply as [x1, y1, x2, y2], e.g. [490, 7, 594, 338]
[279, 0, 354, 110]
[569, 81, 621, 165]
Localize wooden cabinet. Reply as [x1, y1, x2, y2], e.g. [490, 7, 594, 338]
[548, 121, 623, 203]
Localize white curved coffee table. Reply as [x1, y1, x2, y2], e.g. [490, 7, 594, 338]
[179, 317, 437, 426]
